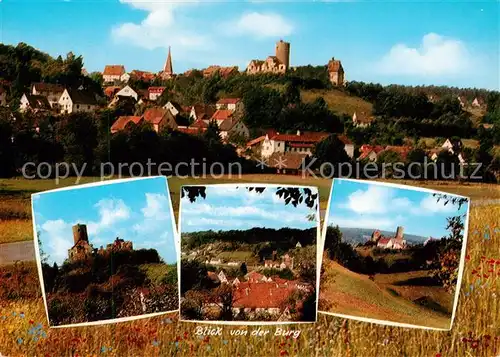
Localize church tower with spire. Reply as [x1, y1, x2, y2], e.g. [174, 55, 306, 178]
[161, 46, 173, 80]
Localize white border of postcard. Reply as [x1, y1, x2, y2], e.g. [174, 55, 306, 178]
[178, 183, 321, 325]
[317, 178, 470, 331]
[31, 176, 180, 328]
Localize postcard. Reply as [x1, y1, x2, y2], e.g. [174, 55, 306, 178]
[179, 184, 321, 324]
[318, 179, 470, 330]
[31, 177, 179, 327]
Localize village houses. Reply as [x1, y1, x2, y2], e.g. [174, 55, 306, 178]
[148, 87, 166, 101]
[58, 88, 99, 114]
[216, 98, 244, 113]
[352, 111, 372, 127]
[430, 138, 466, 164]
[249, 131, 354, 159]
[102, 65, 126, 83]
[31, 82, 64, 109]
[19, 94, 51, 113]
[203, 269, 311, 320]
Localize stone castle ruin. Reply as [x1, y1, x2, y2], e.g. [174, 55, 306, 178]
[371, 226, 407, 250]
[67, 224, 133, 263]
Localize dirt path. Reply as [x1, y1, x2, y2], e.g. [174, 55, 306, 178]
[0, 241, 35, 265]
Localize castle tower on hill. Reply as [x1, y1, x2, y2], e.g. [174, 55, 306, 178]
[72, 224, 88, 245]
[68, 224, 93, 262]
[275, 40, 290, 71]
[395, 226, 404, 241]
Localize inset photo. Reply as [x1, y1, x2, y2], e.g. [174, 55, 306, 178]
[179, 185, 320, 324]
[319, 179, 470, 330]
[32, 177, 179, 327]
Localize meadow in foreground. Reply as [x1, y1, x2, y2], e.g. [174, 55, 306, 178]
[0, 177, 499, 356]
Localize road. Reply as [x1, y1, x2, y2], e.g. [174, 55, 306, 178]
[0, 240, 35, 265]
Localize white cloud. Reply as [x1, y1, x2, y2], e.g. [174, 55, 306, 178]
[229, 12, 293, 38]
[112, 0, 214, 54]
[141, 193, 171, 220]
[342, 185, 395, 214]
[39, 219, 73, 265]
[416, 194, 457, 214]
[376, 33, 473, 77]
[86, 198, 131, 235]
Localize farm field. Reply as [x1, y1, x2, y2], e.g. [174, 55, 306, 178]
[0, 176, 499, 356]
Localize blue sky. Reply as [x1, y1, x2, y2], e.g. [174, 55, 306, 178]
[0, 1, 498, 89]
[180, 185, 318, 233]
[327, 179, 469, 240]
[32, 177, 177, 266]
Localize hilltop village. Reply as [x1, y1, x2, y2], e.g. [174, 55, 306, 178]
[0, 39, 498, 181]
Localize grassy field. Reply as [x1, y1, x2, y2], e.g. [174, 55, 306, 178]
[319, 260, 452, 329]
[301, 89, 373, 117]
[0, 177, 499, 356]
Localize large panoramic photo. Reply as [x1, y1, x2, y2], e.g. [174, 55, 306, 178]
[319, 179, 470, 330]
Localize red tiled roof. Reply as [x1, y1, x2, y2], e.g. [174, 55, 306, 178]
[32, 82, 64, 93]
[268, 152, 308, 170]
[217, 98, 241, 105]
[360, 144, 385, 154]
[111, 116, 142, 132]
[289, 143, 314, 148]
[192, 104, 216, 119]
[104, 86, 121, 98]
[211, 109, 233, 121]
[190, 119, 209, 129]
[131, 70, 156, 81]
[378, 238, 391, 245]
[103, 65, 125, 76]
[148, 86, 165, 94]
[143, 107, 168, 124]
[219, 118, 240, 132]
[271, 132, 329, 143]
[246, 136, 266, 147]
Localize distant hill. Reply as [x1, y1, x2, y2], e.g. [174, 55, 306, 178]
[339, 227, 428, 246]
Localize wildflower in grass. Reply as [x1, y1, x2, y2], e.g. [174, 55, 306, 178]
[17, 337, 23, 344]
